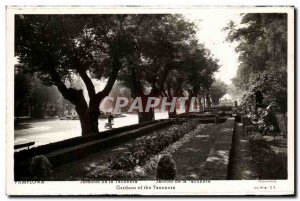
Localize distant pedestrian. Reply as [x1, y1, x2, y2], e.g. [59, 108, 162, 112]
[108, 113, 114, 126]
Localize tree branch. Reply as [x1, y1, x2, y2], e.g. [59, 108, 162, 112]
[95, 57, 121, 103]
[50, 69, 79, 105]
[78, 69, 96, 99]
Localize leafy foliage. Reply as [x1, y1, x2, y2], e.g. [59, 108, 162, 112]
[241, 71, 287, 112]
[156, 154, 177, 180]
[249, 134, 287, 179]
[29, 155, 52, 179]
[209, 79, 228, 105]
[118, 15, 219, 101]
[225, 13, 287, 89]
[225, 14, 287, 112]
[15, 69, 63, 119]
[14, 68, 31, 117]
[15, 15, 135, 85]
[15, 14, 141, 134]
[109, 120, 198, 171]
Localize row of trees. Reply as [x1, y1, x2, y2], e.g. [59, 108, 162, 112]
[15, 70, 63, 119]
[15, 14, 221, 136]
[224, 13, 287, 112]
[209, 79, 228, 106]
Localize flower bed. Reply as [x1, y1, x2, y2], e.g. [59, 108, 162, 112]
[87, 119, 200, 179]
[248, 133, 287, 179]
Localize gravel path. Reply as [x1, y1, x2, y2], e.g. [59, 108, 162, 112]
[172, 119, 236, 180]
[171, 123, 218, 179]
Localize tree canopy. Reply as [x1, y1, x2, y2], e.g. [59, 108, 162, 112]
[225, 13, 287, 89]
[15, 14, 143, 134]
[15, 14, 221, 134]
[224, 13, 287, 111]
[209, 79, 228, 106]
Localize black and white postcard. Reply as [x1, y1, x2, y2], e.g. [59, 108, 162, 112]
[6, 6, 295, 196]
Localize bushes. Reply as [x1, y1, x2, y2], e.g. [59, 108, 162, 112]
[156, 154, 176, 180]
[249, 134, 287, 179]
[29, 155, 52, 179]
[87, 120, 198, 179]
[110, 152, 136, 171]
[270, 152, 287, 179]
[249, 133, 268, 152]
[107, 120, 198, 173]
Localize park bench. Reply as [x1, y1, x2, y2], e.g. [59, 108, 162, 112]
[14, 142, 35, 150]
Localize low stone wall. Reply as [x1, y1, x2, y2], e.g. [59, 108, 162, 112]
[47, 120, 173, 167]
[200, 118, 235, 180]
[15, 120, 173, 180]
[15, 119, 162, 161]
[175, 113, 227, 123]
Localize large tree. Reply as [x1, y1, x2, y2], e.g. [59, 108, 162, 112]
[209, 79, 228, 106]
[15, 15, 135, 135]
[241, 71, 287, 113]
[161, 41, 219, 114]
[178, 42, 219, 112]
[225, 13, 287, 90]
[119, 15, 198, 122]
[15, 68, 62, 121]
[224, 13, 287, 111]
[14, 68, 31, 123]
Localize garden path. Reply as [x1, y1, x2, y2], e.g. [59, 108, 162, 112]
[172, 118, 235, 180]
[171, 123, 217, 179]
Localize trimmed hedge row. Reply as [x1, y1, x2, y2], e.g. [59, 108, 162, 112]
[110, 119, 199, 171]
[88, 119, 199, 179]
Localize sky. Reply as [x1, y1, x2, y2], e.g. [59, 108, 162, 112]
[185, 11, 241, 85]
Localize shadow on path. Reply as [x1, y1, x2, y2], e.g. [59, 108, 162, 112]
[171, 125, 215, 179]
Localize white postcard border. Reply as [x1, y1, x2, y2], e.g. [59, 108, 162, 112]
[6, 6, 295, 196]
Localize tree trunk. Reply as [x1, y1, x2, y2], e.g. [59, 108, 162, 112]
[206, 93, 211, 109]
[198, 96, 203, 111]
[165, 96, 177, 118]
[168, 111, 176, 118]
[185, 98, 191, 113]
[138, 109, 155, 122]
[88, 101, 100, 134]
[50, 69, 106, 136]
[167, 97, 177, 118]
[42, 101, 48, 117]
[76, 107, 93, 136]
[73, 90, 98, 136]
[138, 94, 155, 123]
